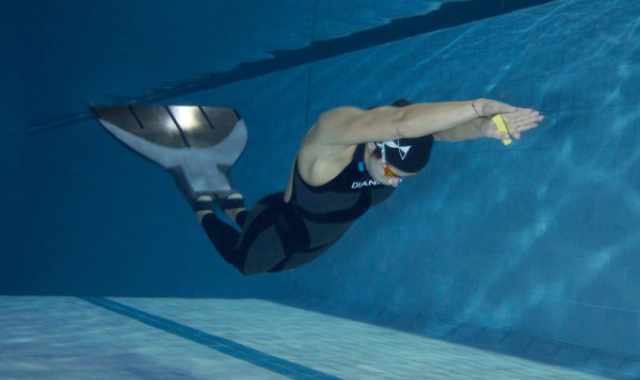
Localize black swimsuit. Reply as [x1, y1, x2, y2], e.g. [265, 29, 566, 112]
[201, 143, 395, 275]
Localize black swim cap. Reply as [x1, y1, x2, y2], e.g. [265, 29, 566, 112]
[374, 99, 434, 174]
[375, 134, 434, 173]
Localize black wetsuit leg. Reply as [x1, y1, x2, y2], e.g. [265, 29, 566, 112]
[200, 192, 307, 275]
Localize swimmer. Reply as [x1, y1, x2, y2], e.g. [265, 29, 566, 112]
[94, 98, 543, 275]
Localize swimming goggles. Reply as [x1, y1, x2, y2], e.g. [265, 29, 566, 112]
[377, 142, 402, 178]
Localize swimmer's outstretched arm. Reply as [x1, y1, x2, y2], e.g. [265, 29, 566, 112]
[311, 99, 510, 145]
[311, 99, 543, 146]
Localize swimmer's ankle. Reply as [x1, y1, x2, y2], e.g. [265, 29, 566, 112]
[196, 209, 213, 223]
[222, 193, 245, 221]
[195, 194, 214, 223]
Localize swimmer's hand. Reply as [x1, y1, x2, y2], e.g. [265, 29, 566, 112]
[475, 99, 544, 141]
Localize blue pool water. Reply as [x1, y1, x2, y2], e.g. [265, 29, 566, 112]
[3, 1, 639, 379]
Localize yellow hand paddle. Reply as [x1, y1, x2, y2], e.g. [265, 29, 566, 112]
[491, 114, 512, 146]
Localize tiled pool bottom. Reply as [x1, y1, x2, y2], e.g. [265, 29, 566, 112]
[0, 296, 635, 380]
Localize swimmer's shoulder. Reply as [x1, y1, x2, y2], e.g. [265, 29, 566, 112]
[283, 123, 357, 203]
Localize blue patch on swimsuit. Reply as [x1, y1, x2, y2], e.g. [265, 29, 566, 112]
[358, 161, 365, 172]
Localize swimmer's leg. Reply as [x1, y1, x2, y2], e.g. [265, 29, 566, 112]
[199, 193, 291, 275]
